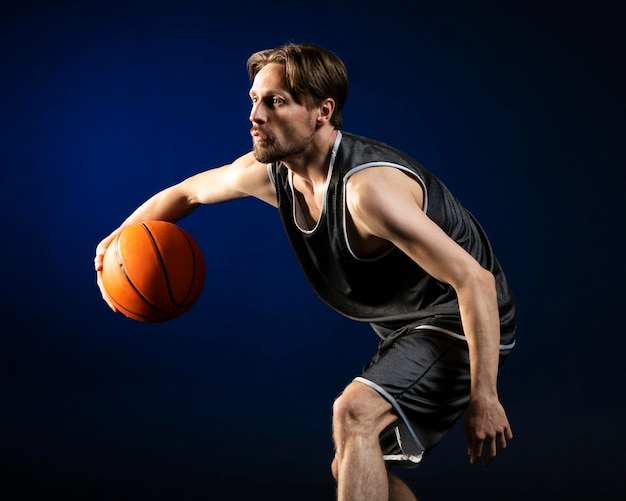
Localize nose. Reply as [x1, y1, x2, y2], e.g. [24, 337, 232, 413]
[249, 101, 266, 124]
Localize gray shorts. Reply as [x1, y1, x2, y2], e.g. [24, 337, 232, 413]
[358, 323, 514, 468]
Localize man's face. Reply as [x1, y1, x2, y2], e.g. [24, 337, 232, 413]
[249, 63, 318, 163]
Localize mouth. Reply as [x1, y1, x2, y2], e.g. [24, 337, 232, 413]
[251, 127, 269, 142]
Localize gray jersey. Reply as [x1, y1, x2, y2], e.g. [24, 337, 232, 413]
[269, 131, 516, 343]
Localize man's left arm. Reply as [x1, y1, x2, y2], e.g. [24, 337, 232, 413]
[345, 167, 512, 465]
[455, 264, 513, 465]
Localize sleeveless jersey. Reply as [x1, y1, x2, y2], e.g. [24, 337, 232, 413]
[268, 131, 517, 343]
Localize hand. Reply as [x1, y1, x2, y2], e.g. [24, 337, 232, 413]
[463, 394, 513, 465]
[94, 233, 119, 312]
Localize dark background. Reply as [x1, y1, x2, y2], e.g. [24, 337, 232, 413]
[2, 0, 624, 499]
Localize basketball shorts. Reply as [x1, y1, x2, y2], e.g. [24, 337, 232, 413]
[358, 322, 514, 468]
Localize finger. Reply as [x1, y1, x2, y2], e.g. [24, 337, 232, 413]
[484, 437, 497, 465]
[497, 430, 508, 453]
[469, 440, 483, 465]
[463, 424, 477, 460]
[506, 426, 513, 441]
[96, 272, 118, 312]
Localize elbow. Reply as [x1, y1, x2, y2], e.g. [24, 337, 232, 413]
[477, 267, 496, 289]
[454, 264, 496, 297]
[474, 267, 497, 297]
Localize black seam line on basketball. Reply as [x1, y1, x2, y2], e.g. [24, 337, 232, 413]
[114, 232, 173, 316]
[115, 227, 181, 316]
[141, 222, 188, 309]
[162, 222, 200, 306]
[109, 294, 175, 322]
[179, 227, 200, 305]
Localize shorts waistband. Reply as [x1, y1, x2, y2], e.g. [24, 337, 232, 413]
[413, 324, 516, 351]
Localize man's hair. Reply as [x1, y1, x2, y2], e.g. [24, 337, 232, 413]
[247, 43, 348, 129]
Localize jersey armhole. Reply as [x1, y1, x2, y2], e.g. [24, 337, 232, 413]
[342, 163, 428, 261]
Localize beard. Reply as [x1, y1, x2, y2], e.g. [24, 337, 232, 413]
[251, 129, 283, 163]
[251, 125, 313, 164]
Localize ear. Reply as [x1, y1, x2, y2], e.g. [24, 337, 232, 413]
[316, 98, 336, 126]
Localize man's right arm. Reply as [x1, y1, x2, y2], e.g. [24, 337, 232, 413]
[94, 152, 275, 310]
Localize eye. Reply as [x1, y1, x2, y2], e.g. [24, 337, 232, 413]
[271, 96, 284, 106]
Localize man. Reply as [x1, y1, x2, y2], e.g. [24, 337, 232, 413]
[95, 43, 516, 500]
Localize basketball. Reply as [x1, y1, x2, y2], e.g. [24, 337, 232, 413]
[101, 221, 206, 322]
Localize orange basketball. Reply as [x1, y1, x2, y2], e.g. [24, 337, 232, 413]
[101, 221, 206, 322]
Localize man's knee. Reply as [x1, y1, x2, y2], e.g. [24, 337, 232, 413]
[331, 457, 339, 480]
[332, 380, 396, 436]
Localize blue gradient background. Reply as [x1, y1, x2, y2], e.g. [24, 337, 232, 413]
[2, 1, 624, 499]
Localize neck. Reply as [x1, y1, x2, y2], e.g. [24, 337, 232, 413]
[283, 127, 338, 185]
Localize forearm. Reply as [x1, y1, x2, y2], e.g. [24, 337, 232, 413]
[121, 184, 199, 227]
[456, 269, 501, 399]
[102, 184, 197, 239]
[96, 184, 199, 254]
[457, 269, 513, 465]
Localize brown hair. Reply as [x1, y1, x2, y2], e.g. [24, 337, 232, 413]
[247, 43, 348, 129]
